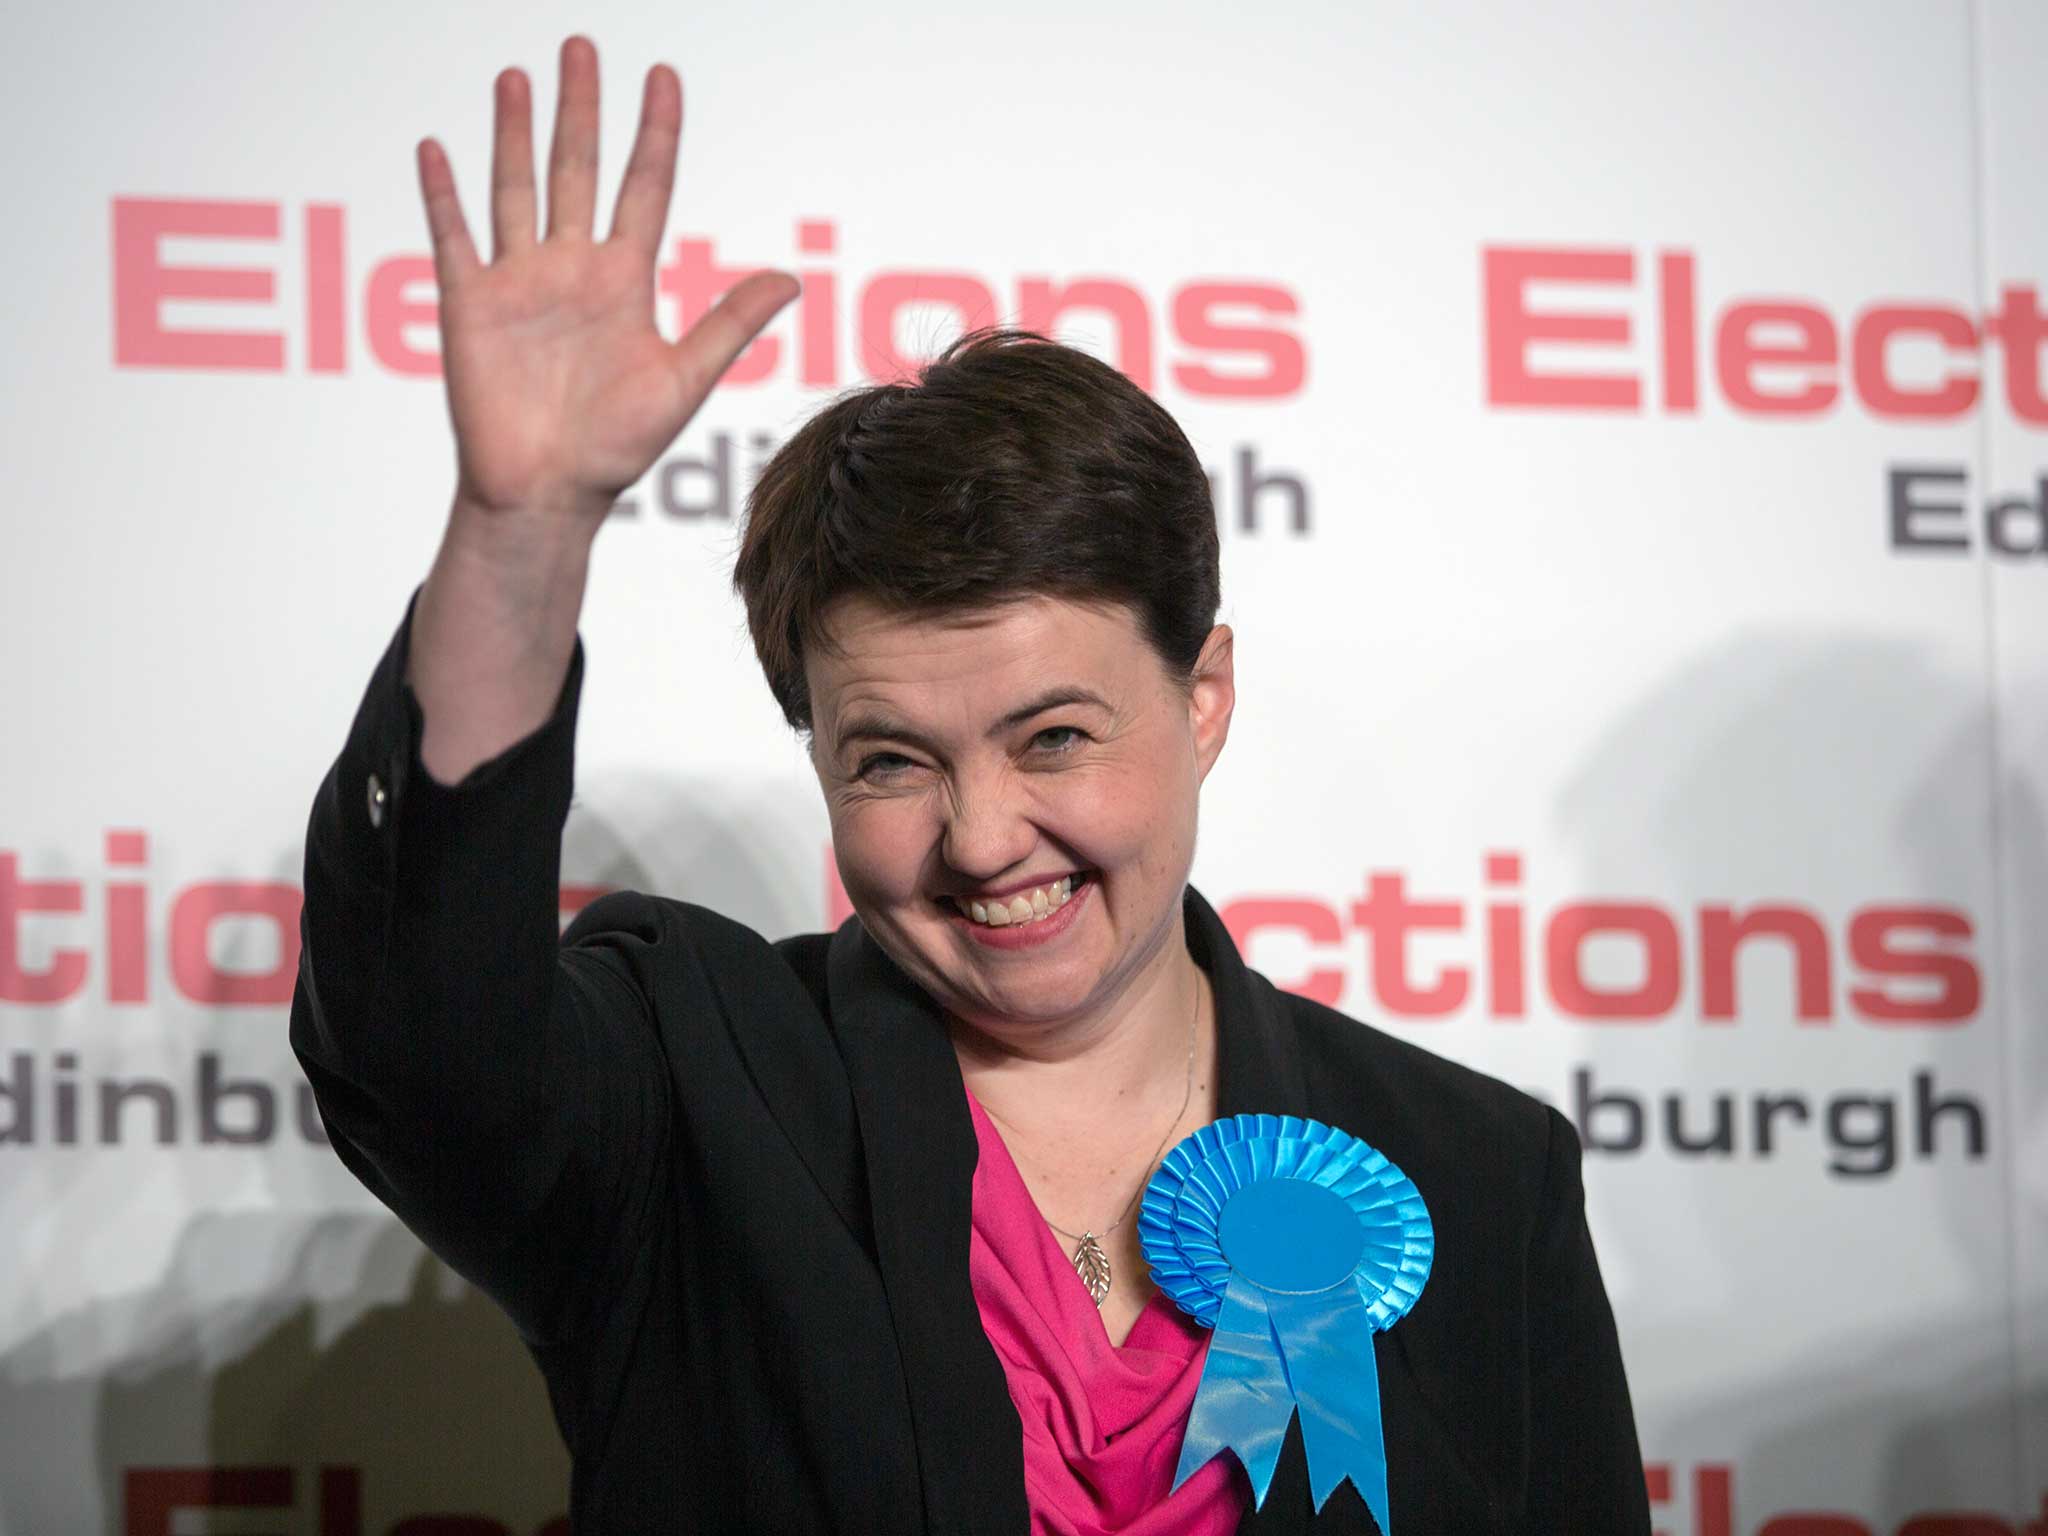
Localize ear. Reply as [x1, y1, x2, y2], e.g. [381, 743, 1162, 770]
[1188, 624, 1235, 784]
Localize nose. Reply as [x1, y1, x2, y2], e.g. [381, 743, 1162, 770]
[940, 765, 1037, 881]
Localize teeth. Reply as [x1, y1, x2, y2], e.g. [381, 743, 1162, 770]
[953, 875, 1075, 928]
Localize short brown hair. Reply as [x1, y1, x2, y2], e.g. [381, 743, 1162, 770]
[733, 326, 1221, 732]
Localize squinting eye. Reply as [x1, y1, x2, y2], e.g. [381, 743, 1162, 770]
[856, 752, 915, 780]
[1032, 726, 1085, 754]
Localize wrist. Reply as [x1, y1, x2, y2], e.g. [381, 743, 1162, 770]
[442, 500, 596, 630]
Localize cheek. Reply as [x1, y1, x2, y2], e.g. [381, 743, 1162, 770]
[829, 799, 933, 901]
[1063, 757, 1192, 863]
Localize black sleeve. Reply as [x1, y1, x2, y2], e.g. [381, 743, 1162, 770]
[289, 584, 671, 1347]
[1523, 1105, 1653, 1534]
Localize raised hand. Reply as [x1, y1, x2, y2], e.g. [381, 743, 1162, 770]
[403, 36, 794, 784]
[417, 34, 797, 529]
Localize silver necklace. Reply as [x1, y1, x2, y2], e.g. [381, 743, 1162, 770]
[1017, 980, 1200, 1308]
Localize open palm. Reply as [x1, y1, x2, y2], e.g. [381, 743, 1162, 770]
[418, 35, 796, 524]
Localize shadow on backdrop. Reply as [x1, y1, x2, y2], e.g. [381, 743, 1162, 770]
[0, 786, 821, 1533]
[1552, 630, 2043, 1522]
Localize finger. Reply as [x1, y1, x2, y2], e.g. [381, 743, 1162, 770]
[545, 34, 600, 241]
[608, 64, 680, 257]
[416, 137, 481, 292]
[490, 68, 537, 261]
[670, 270, 801, 400]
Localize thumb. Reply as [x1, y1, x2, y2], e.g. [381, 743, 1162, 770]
[672, 269, 802, 399]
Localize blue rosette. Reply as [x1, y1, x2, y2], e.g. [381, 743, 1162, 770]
[1138, 1113, 1433, 1529]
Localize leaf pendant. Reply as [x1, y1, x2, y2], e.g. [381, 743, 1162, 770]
[1072, 1232, 1112, 1307]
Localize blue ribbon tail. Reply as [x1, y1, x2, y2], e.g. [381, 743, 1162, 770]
[1270, 1286, 1391, 1526]
[1172, 1275, 1295, 1506]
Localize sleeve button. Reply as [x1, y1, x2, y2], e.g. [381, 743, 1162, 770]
[367, 773, 388, 829]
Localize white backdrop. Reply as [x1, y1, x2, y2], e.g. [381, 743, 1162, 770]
[2, 2, 2043, 1531]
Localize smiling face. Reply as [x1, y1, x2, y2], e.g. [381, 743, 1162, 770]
[807, 593, 1234, 1040]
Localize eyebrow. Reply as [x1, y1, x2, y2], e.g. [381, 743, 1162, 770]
[835, 687, 1114, 754]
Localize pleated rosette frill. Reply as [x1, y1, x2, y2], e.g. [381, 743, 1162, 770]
[1137, 1113, 1434, 1529]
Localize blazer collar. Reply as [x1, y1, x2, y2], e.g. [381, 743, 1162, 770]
[825, 883, 1316, 1533]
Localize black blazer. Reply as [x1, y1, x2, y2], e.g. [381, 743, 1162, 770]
[291, 588, 1651, 1535]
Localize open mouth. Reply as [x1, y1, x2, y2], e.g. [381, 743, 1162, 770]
[943, 870, 1094, 929]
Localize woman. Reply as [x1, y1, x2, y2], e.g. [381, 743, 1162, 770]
[291, 34, 1650, 1535]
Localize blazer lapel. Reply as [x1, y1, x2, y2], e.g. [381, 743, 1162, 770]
[827, 916, 1028, 1535]
[1182, 890, 1322, 1534]
[1185, 886, 1313, 1123]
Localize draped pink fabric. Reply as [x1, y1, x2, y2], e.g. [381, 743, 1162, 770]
[964, 1086, 1249, 1535]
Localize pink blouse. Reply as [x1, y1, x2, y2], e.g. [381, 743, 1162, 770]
[964, 1087, 1249, 1535]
